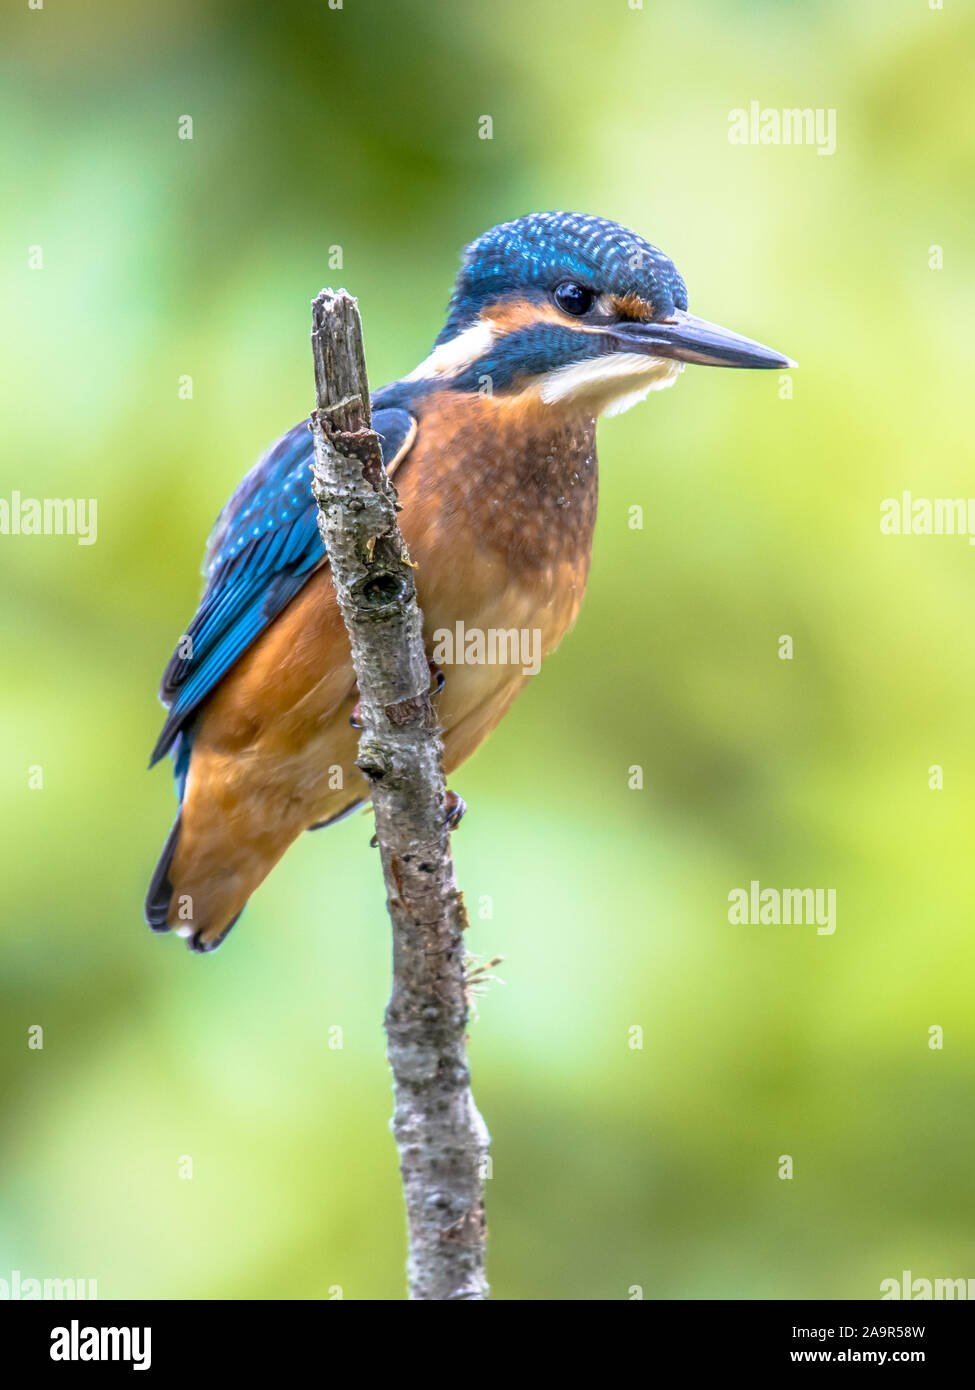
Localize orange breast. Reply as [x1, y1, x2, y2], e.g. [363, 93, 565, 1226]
[199, 387, 597, 781]
[166, 390, 598, 942]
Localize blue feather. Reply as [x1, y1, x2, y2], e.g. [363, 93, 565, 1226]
[150, 407, 415, 773]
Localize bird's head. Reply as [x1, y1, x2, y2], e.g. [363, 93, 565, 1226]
[404, 211, 795, 417]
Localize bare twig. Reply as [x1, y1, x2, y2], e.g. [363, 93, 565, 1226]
[308, 289, 490, 1301]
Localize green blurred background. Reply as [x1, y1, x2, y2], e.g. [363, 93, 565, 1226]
[3, 0, 974, 1300]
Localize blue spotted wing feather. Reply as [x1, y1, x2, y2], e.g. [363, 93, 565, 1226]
[149, 407, 416, 770]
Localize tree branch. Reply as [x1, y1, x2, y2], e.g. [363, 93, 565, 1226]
[308, 289, 490, 1301]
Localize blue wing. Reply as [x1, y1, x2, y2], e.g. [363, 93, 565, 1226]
[150, 407, 416, 771]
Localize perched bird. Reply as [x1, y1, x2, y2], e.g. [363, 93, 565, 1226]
[146, 211, 793, 952]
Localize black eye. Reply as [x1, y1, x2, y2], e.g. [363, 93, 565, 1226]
[554, 281, 594, 316]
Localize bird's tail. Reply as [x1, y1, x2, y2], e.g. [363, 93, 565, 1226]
[145, 812, 182, 933]
[145, 703, 365, 952]
[144, 806, 247, 954]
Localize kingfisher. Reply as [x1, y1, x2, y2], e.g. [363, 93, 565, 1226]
[146, 211, 794, 952]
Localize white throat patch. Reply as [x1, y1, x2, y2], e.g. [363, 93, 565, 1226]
[534, 351, 684, 417]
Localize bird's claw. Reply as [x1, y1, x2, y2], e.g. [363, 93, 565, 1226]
[367, 790, 466, 848]
[429, 658, 445, 695]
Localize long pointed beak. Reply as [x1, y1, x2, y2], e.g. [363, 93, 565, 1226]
[609, 309, 796, 370]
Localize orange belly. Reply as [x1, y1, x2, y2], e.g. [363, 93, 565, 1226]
[165, 393, 597, 945]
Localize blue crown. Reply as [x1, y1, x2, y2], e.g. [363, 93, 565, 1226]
[436, 211, 688, 344]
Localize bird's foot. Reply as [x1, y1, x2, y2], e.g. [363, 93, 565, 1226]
[367, 790, 466, 848]
[444, 788, 467, 831]
[429, 657, 445, 695]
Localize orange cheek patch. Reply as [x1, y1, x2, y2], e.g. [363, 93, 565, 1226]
[482, 297, 570, 334]
[483, 293, 659, 333]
